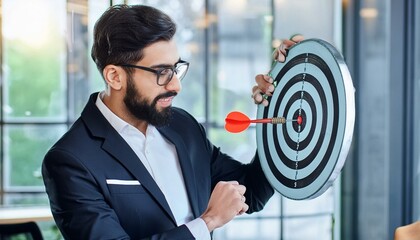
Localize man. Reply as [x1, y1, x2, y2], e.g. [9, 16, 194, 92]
[42, 4, 284, 239]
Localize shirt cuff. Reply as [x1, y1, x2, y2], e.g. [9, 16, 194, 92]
[185, 218, 211, 240]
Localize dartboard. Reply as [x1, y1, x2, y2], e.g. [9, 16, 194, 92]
[256, 38, 355, 200]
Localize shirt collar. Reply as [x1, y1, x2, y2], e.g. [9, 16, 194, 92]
[95, 91, 157, 137]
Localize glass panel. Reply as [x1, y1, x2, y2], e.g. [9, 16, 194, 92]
[357, 0, 390, 237]
[2, 193, 49, 206]
[282, 188, 335, 239]
[2, 0, 66, 121]
[3, 125, 67, 188]
[208, 128, 256, 164]
[214, 217, 280, 240]
[87, 0, 110, 96]
[0, 127, 2, 190]
[124, 0, 206, 119]
[214, 193, 282, 238]
[273, 0, 338, 43]
[38, 221, 63, 240]
[210, 0, 273, 125]
[414, 0, 420, 220]
[283, 215, 333, 239]
[282, 188, 335, 216]
[255, 192, 281, 218]
[67, 0, 91, 120]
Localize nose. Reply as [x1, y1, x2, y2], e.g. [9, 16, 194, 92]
[165, 74, 182, 92]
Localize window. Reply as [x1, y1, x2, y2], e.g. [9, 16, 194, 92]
[0, 0, 105, 238]
[354, 0, 391, 237]
[1, 0, 67, 205]
[341, 0, 419, 238]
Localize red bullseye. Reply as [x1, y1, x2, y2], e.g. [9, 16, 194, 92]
[297, 116, 303, 125]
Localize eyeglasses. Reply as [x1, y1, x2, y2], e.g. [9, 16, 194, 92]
[119, 59, 190, 86]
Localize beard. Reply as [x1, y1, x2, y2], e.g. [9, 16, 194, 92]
[123, 76, 176, 127]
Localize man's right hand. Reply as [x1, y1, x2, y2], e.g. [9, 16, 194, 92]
[200, 181, 248, 232]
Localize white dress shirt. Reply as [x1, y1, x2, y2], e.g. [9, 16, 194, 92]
[95, 92, 210, 239]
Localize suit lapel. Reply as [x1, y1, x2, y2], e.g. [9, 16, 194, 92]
[159, 127, 200, 218]
[81, 93, 177, 225]
[101, 135, 177, 224]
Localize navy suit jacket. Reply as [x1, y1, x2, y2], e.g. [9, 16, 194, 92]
[42, 92, 274, 239]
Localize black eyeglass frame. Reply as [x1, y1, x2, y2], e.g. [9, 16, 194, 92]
[119, 59, 190, 86]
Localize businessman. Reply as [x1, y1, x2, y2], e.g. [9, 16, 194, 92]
[42, 4, 301, 239]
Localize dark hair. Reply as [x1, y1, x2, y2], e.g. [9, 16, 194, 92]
[91, 4, 177, 77]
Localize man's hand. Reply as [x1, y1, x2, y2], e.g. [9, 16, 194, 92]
[200, 181, 248, 232]
[272, 34, 305, 62]
[252, 34, 304, 106]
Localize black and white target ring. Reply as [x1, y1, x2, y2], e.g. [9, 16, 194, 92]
[256, 39, 355, 200]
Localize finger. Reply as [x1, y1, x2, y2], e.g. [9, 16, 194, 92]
[227, 180, 239, 185]
[255, 84, 274, 96]
[251, 86, 265, 104]
[252, 85, 260, 95]
[266, 84, 274, 94]
[255, 74, 273, 84]
[282, 39, 298, 49]
[279, 42, 288, 55]
[261, 98, 269, 107]
[238, 203, 249, 215]
[274, 36, 304, 62]
[272, 48, 285, 62]
[254, 78, 274, 95]
[236, 184, 246, 196]
[290, 34, 304, 42]
[253, 74, 274, 105]
[252, 87, 273, 106]
[273, 44, 287, 62]
[253, 92, 264, 105]
[262, 74, 273, 83]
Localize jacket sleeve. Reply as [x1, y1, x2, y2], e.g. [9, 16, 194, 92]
[42, 148, 195, 240]
[209, 146, 275, 213]
[175, 108, 274, 214]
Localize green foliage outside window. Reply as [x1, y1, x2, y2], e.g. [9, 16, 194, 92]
[7, 126, 66, 187]
[4, 35, 65, 119]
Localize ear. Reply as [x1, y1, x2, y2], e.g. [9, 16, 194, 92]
[103, 65, 124, 91]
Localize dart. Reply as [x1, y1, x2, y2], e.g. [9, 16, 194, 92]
[225, 111, 302, 133]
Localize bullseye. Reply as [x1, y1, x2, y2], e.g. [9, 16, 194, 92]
[297, 116, 303, 125]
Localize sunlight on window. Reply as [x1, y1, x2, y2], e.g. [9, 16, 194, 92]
[2, 1, 55, 47]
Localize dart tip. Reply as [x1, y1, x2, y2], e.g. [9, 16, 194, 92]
[297, 116, 303, 125]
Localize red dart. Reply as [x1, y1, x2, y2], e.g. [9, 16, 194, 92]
[225, 111, 288, 133]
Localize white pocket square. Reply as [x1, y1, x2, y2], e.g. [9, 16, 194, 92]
[106, 179, 141, 185]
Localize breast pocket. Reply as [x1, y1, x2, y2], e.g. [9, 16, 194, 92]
[106, 180, 147, 194]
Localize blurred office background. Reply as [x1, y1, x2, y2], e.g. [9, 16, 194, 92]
[0, 0, 418, 239]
